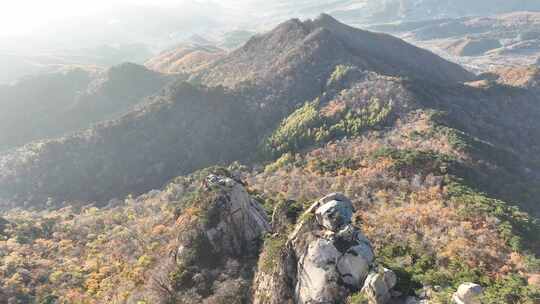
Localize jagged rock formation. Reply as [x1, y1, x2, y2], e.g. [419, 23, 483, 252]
[149, 173, 271, 303]
[452, 283, 483, 304]
[202, 174, 271, 256]
[253, 193, 397, 304]
[362, 269, 398, 304]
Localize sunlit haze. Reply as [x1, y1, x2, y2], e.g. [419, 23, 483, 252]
[0, 0, 235, 36]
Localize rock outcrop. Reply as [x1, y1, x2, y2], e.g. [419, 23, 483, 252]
[452, 283, 483, 304]
[253, 193, 397, 304]
[362, 269, 398, 304]
[203, 174, 271, 256]
[154, 174, 271, 303]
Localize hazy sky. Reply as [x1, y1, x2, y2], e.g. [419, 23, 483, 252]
[0, 0, 249, 37]
[0, 0, 338, 38]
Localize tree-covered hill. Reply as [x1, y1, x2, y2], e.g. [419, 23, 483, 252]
[0, 63, 170, 151]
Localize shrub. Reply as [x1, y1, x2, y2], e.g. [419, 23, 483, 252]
[371, 148, 454, 176]
[482, 274, 540, 304]
[308, 157, 360, 174]
[447, 181, 540, 252]
[346, 291, 369, 304]
[38, 295, 58, 304]
[264, 153, 295, 173]
[264, 97, 394, 157]
[258, 234, 287, 273]
[327, 65, 353, 87]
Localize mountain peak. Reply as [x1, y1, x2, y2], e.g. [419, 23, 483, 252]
[311, 13, 342, 27]
[275, 14, 344, 34]
[271, 14, 342, 38]
[315, 12, 336, 21]
[195, 13, 473, 90]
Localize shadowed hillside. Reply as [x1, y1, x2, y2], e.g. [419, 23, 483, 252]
[0, 63, 170, 151]
[0, 82, 256, 207]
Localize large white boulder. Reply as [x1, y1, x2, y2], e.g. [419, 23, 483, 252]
[296, 238, 342, 303]
[337, 242, 374, 287]
[452, 283, 483, 304]
[315, 193, 354, 231]
[361, 268, 397, 304]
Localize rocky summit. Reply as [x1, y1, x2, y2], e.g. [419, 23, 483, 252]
[202, 174, 271, 256]
[294, 194, 378, 302]
[253, 193, 398, 304]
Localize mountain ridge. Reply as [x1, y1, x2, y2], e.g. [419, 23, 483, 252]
[194, 14, 473, 89]
[0, 63, 170, 151]
[0, 15, 532, 210]
[0, 15, 480, 208]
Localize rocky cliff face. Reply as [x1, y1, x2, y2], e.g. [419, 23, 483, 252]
[253, 193, 397, 304]
[148, 173, 271, 303]
[252, 194, 494, 304]
[202, 174, 271, 257]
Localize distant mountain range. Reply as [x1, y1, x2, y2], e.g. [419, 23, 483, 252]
[239, 0, 540, 26]
[371, 11, 540, 71]
[2, 0, 540, 84]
